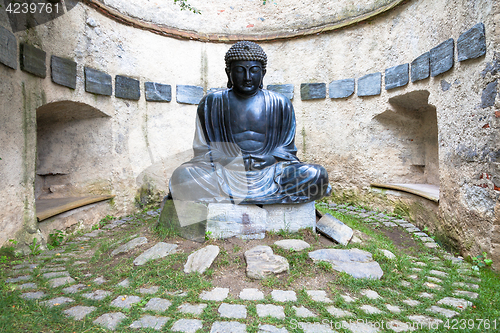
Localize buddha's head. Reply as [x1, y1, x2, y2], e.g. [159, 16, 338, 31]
[225, 41, 267, 96]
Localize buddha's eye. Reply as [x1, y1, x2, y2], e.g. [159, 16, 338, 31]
[234, 67, 245, 73]
[250, 67, 261, 73]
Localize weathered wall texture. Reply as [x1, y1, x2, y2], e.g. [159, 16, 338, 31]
[0, 0, 499, 267]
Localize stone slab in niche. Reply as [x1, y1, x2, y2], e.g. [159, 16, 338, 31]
[20, 43, 46, 78]
[0, 26, 17, 70]
[329, 79, 355, 99]
[51, 56, 76, 89]
[457, 23, 486, 62]
[430, 38, 454, 77]
[481, 80, 497, 109]
[357, 72, 381, 97]
[84, 67, 112, 96]
[385, 63, 409, 90]
[176, 85, 204, 105]
[145, 82, 171, 102]
[115, 75, 140, 100]
[267, 84, 294, 100]
[411, 52, 430, 82]
[300, 83, 326, 100]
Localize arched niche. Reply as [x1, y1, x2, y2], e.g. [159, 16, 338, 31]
[35, 101, 114, 221]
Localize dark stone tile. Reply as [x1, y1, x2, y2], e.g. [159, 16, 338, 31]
[176, 85, 204, 105]
[145, 82, 171, 102]
[457, 23, 486, 62]
[411, 52, 430, 82]
[430, 38, 454, 77]
[84, 67, 112, 96]
[0, 25, 17, 69]
[481, 80, 497, 108]
[329, 79, 355, 99]
[385, 64, 409, 90]
[115, 75, 140, 100]
[440, 80, 451, 92]
[267, 84, 294, 100]
[357, 72, 381, 97]
[51, 56, 76, 89]
[300, 83, 326, 100]
[20, 43, 46, 78]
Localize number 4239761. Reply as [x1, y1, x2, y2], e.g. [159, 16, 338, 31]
[445, 319, 497, 330]
[5, 2, 61, 14]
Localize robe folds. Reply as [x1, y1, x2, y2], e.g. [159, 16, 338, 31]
[169, 88, 329, 204]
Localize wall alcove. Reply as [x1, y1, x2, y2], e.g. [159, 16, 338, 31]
[371, 90, 440, 202]
[35, 101, 114, 222]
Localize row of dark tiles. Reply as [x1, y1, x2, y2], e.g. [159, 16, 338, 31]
[0, 23, 486, 104]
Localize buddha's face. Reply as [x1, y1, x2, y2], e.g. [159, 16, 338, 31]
[228, 60, 265, 97]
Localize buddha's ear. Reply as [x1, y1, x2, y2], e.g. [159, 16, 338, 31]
[225, 68, 232, 88]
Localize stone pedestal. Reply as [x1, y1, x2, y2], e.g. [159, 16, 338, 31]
[158, 199, 316, 241]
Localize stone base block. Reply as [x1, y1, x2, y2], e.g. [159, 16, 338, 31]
[207, 204, 266, 240]
[265, 201, 316, 233]
[206, 202, 316, 239]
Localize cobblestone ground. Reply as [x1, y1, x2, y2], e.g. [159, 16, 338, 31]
[1, 203, 484, 332]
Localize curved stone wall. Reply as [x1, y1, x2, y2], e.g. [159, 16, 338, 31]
[0, 0, 499, 267]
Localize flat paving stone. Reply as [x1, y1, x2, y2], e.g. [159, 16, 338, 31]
[111, 295, 142, 309]
[383, 222, 398, 227]
[306, 290, 332, 303]
[437, 296, 472, 309]
[361, 289, 381, 299]
[340, 294, 357, 303]
[424, 282, 443, 290]
[16, 283, 37, 290]
[256, 304, 285, 319]
[428, 305, 459, 318]
[258, 324, 289, 332]
[418, 292, 435, 299]
[62, 284, 88, 294]
[239, 288, 264, 300]
[63, 305, 96, 320]
[297, 322, 336, 333]
[143, 298, 172, 312]
[245, 245, 289, 279]
[42, 271, 70, 279]
[93, 276, 108, 285]
[360, 304, 383, 314]
[48, 276, 75, 288]
[210, 321, 246, 333]
[6, 275, 32, 283]
[427, 276, 442, 283]
[386, 304, 402, 313]
[41, 297, 74, 307]
[429, 270, 448, 277]
[326, 305, 353, 317]
[178, 303, 207, 315]
[138, 286, 159, 294]
[21, 291, 47, 300]
[134, 242, 178, 266]
[218, 303, 247, 318]
[452, 282, 479, 290]
[380, 249, 396, 259]
[12, 263, 37, 270]
[171, 319, 203, 332]
[453, 290, 478, 299]
[271, 290, 297, 302]
[129, 315, 170, 330]
[407, 315, 443, 328]
[293, 306, 316, 317]
[401, 280, 412, 287]
[184, 245, 219, 273]
[274, 239, 310, 251]
[111, 237, 148, 256]
[200, 287, 229, 301]
[93, 312, 127, 331]
[309, 248, 383, 279]
[82, 290, 112, 300]
[424, 242, 440, 249]
[117, 279, 131, 288]
[341, 320, 380, 333]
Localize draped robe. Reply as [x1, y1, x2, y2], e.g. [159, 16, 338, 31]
[169, 89, 329, 204]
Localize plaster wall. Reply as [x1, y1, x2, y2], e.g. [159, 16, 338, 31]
[0, 0, 499, 266]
